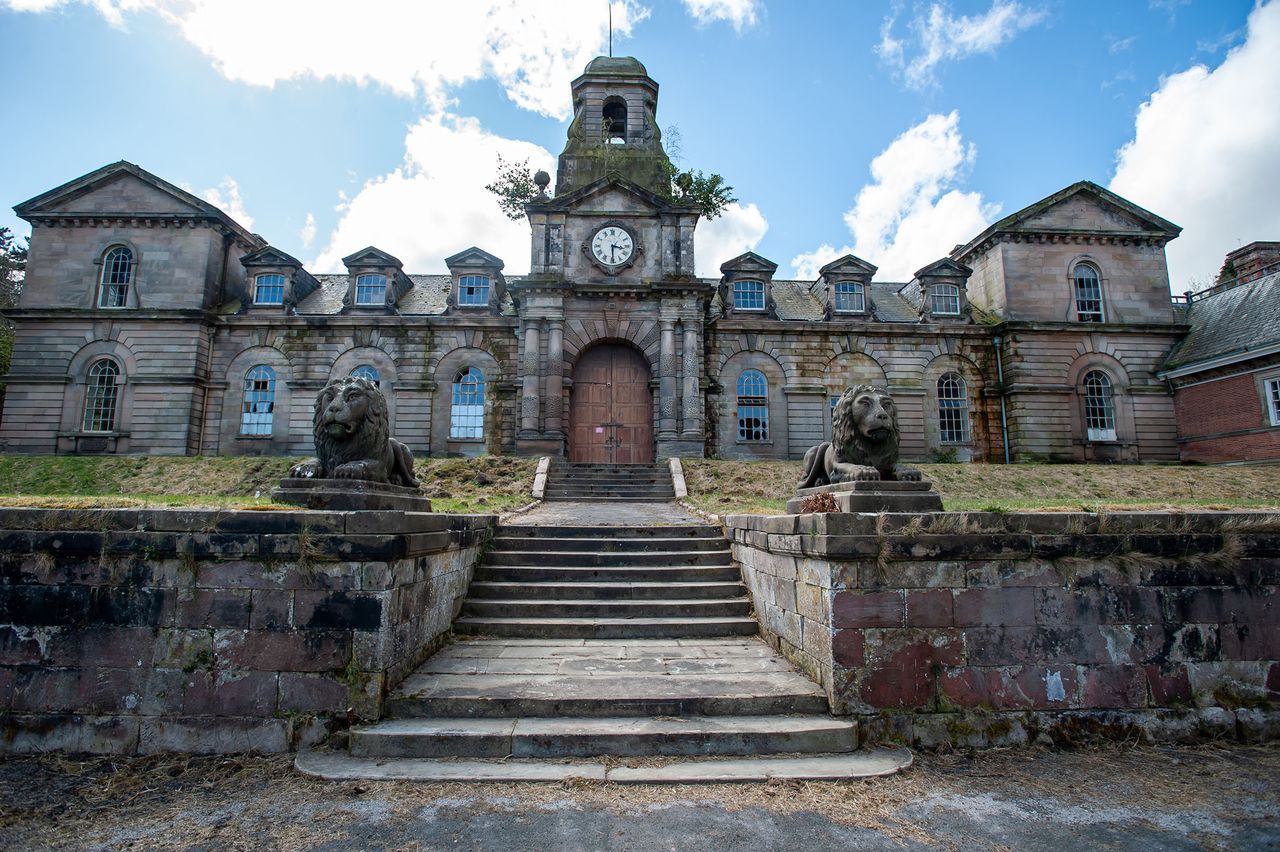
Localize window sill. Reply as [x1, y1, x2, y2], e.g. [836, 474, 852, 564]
[236, 434, 275, 441]
[448, 437, 486, 443]
[735, 440, 773, 446]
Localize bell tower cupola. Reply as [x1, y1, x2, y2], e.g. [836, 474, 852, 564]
[555, 56, 673, 197]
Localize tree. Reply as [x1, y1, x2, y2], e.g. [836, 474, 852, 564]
[485, 156, 542, 222]
[0, 227, 29, 422]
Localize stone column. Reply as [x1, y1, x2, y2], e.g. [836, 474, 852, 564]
[543, 319, 564, 438]
[519, 319, 541, 436]
[658, 318, 678, 438]
[681, 320, 702, 438]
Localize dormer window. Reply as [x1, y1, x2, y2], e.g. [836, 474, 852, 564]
[930, 284, 961, 316]
[734, 279, 766, 311]
[834, 281, 866, 313]
[458, 275, 491, 306]
[99, 245, 133, 308]
[253, 273, 285, 306]
[355, 273, 387, 306]
[602, 96, 627, 143]
[1074, 263, 1104, 322]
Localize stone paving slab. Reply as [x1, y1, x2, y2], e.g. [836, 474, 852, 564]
[507, 500, 709, 526]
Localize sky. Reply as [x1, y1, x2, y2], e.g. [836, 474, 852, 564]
[1, 0, 1276, 291]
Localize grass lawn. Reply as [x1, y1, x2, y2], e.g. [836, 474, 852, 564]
[680, 459, 1280, 516]
[0, 454, 538, 514]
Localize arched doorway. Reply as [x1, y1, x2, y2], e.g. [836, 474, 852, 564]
[569, 343, 654, 463]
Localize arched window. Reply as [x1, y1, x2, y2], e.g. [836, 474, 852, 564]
[1074, 263, 1104, 322]
[834, 281, 865, 313]
[254, 273, 286, 306]
[82, 359, 120, 432]
[930, 284, 960, 316]
[351, 365, 380, 387]
[937, 372, 970, 444]
[355, 273, 387, 306]
[99, 246, 133, 308]
[458, 275, 490, 306]
[737, 370, 769, 442]
[734, 279, 765, 311]
[450, 367, 485, 439]
[241, 365, 276, 436]
[602, 97, 627, 143]
[1083, 370, 1116, 441]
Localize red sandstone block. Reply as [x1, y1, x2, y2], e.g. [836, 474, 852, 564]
[279, 672, 352, 713]
[178, 670, 279, 716]
[857, 664, 932, 709]
[0, 626, 44, 665]
[1129, 624, 1172, 665]
[1145, 665, 1193, 705]
[953, 588, 1035, 627]
[964, 560, 1061, 588]
[1268, 663, 1280, 696]
[249, 590, 292, 630]
[938, 666, 1066, 710]
[1035, 589, 1102, 626]
[46, 626, 156, 668]
[1080, 665, 1148, 710]
[1032, 626, 1112, 665]
[831, 628, 865, 667]
[0, 667, 13, 711]
[217, 629, 351, 672]
[12, 667, 144, 714]
[831, 590, 903, 628]
[1220, 622, 1280, 661]
[966, 626, 1036, 666]
[176, 588, 252, 629]
[905, 590, 953, 627]
[866, 628, 966, 668]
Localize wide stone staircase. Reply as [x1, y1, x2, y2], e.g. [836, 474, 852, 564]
[543, 462, 676, 502]
[297, 483, 910, 783]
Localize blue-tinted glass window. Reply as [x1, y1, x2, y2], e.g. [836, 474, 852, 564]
[254, 273, 285, 305]
[351, 365, 380, 387]
[930, 284, 960, 316]
[451, 367, 485, 439]
[241, 365, 276, 436]
[458, 275, 490, 306]
[355, 273, 387, 306]
[737, 369, 769, 441]
[937, 372, 970, 443]
[99, 246, 132, 308]
[834, 281, 865, 313]
[734, 279, 765, 311]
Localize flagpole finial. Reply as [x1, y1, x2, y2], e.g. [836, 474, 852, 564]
[608, 2, 613, 57]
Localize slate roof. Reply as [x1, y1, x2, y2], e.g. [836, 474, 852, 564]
[770, 281, 826, 321]
[1162, 269, 1280, 372]
[871, 283, 920, 322]
[292, 275, 515, 317]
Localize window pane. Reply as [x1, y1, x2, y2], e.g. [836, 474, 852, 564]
[351, 365, 380, 387]
[834, 281, 865, 313]
[82, 359, 120, 432]
[736, 369, 769, 441]
[241, 365, 276, 436]
[458, 275, 491, 306]
[734, 280, 765, 311]
[255, 273, 286, 305]
[1267, 379, 1280, 426]
[937, 372, 970, 443]
[1084, 370, 1116, 441]
[1074, 265, 1103, 322]
[451, 367, 486, 439]
[930, 284, 960, 316]
[99, 246, 132, 308]
[355, 273, 387, 305]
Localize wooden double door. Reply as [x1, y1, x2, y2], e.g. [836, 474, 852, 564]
[569, 344, 654, 464]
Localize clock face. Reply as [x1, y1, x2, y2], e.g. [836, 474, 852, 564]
[590, 225, 635, 268]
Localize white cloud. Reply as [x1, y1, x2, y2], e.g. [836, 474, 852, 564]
[309, 113, 555, 274]
[299, 213, 316, 249]
[694, 202, 768, 277]
[2, 0, 647, 119]
[201, 177, 254, 231]
[790, 111, 997, 281]
[682, 0, 761, 32]
[1110, 1, 1280, 291]
[878, 1, 1047, 89]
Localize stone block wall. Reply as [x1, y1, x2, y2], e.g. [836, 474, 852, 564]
[0, 507, 493, 754]
[727, 510, 1280, 749]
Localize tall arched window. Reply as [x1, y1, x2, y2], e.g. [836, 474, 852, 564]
[602, 97, 627, 143]
[351, 365, 380, 387]
[737, 370, 769, 442]
[1083, 370, 1116, 441]
[450, 367, 485, 439]
[937, 372, 970, 444]
[99, 246, 133, 308]
[1074, 263, 1104, 322]
[82, 359, 120, 432]
[241, 365, 276, 436]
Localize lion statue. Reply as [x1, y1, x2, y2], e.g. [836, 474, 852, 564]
[288, 376, 420, 488]
[797, 384, 921, 488]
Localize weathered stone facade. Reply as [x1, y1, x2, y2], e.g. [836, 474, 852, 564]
[1, 56, 1204, 464]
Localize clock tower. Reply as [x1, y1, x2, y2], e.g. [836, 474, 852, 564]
[514, 56, 709, 461]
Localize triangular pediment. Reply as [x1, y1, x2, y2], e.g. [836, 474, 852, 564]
[720, 251, 778, 276]
[819, 254, 878, 278]
[241, 246, 302, 268]
[914, 257, 971, 279]
[341, 246, 403, 269]
[533, 175, 678, 214]
[445, 246, 505, 270]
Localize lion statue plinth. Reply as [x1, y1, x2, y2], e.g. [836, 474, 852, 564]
[797, 384, 922, 489]
[288, 376, 420, 488]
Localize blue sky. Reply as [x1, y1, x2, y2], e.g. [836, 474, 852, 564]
[1, 0, 1276, 289]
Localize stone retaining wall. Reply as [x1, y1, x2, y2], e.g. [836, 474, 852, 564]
[726, 510, 1280, 749]
[0, 507, 493, 754]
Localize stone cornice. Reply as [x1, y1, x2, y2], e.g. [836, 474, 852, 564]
[960, 228, 1172, 262]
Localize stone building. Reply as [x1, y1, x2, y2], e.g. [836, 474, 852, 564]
[0, 56, 1201, 464]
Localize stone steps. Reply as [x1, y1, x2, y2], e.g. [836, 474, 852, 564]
[483, 548, 732, 567]
[453, 615, 759, 639]
[490, 535, 728, 552]
[475, 564, 742, 583]
[543, 462, 677, 503]
[463, 597, 752, 619]
[467, 580, 747, 600]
